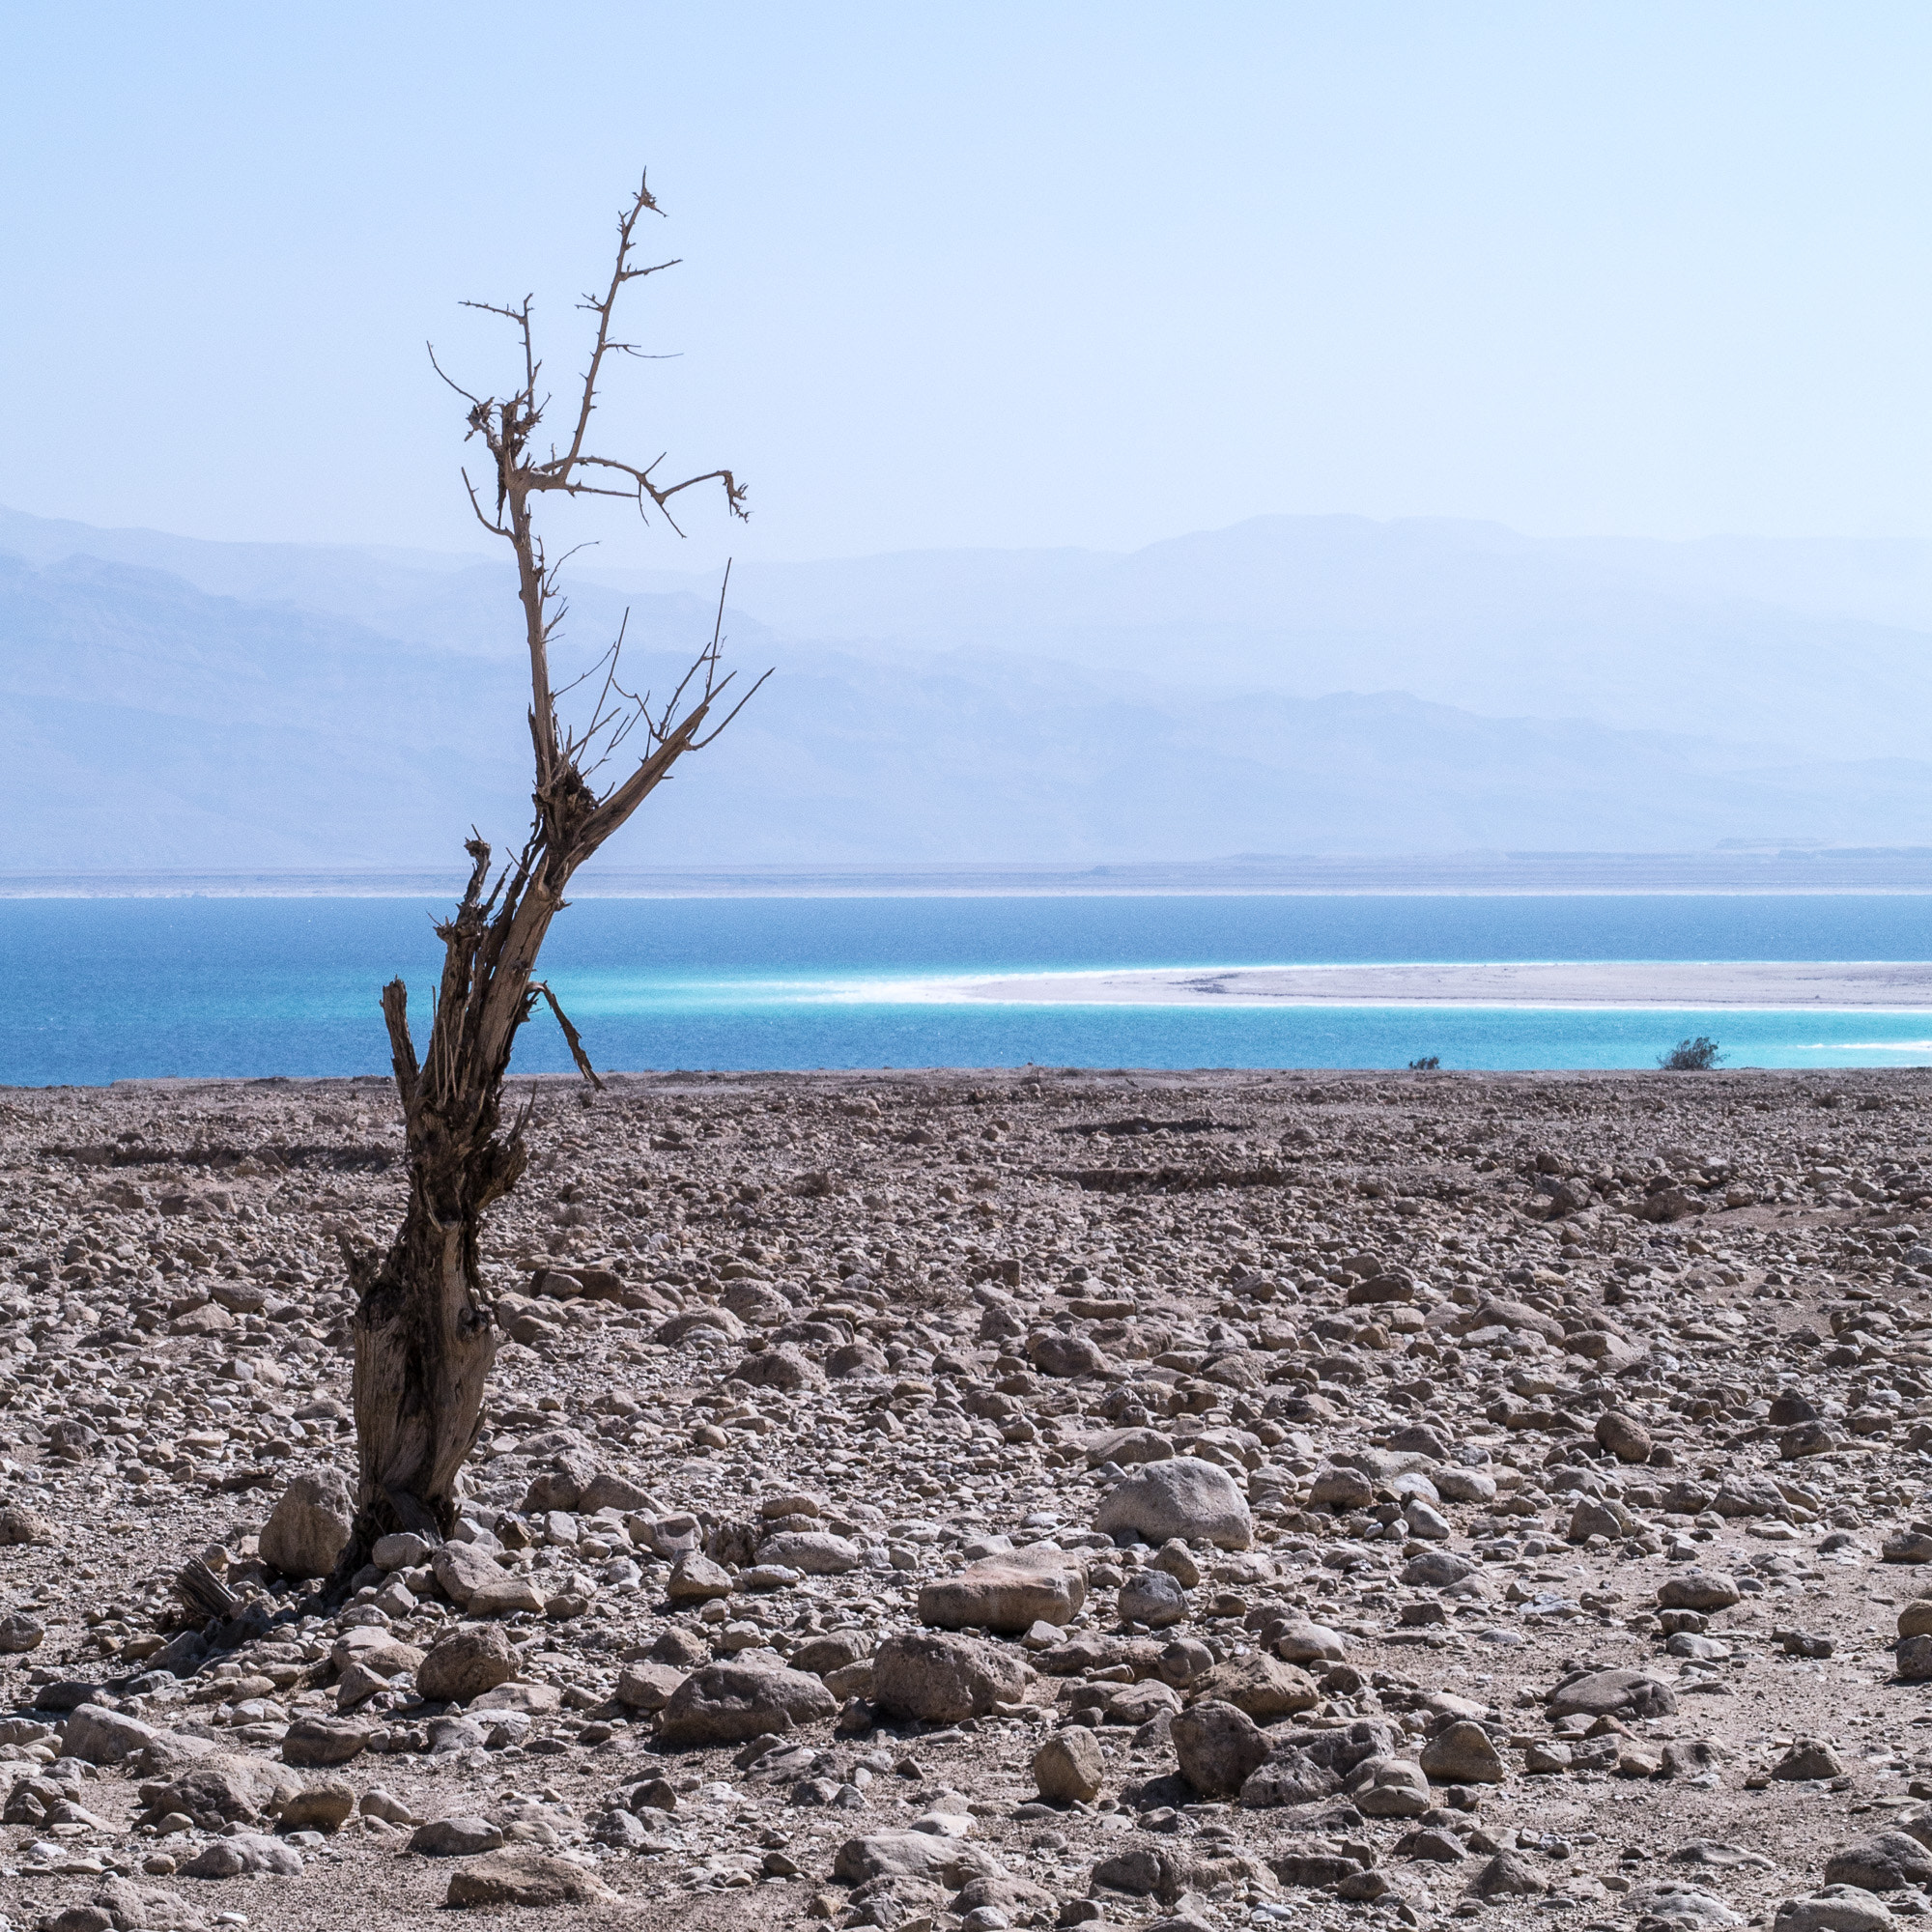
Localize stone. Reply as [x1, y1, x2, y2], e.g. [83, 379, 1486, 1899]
[579, 1469, 659, 1512]
[412, 1815, 508, 1856]
[1896, 1635, 1932, 1681]
[1085, 1427, 1175, 1467]
[1782, 1422, 1838, 1460]
[1239, 1746, 1345, 1810]
[1349, 1755, 1433, 1817]
[758, 1529, 861, 1574]
[1569, 1494, 1634, 1541]
[614, 1661, 688, 1712]
[1596, 1409, 1654, 1463]
[0, 1611, 44, 1653]
[919, 1550, 1087, 1633]
[1659, 1571, 1744, 1612]
[432, 1540, 508, 1606]
[1774, 1889, 1899, 1932]
[1899, 1603, 1932, 1640]
[1273, 1619, 1349, 1664]
[0, 1505, 53, 1545]
[141, 1753, 301, 1825]
[1308, 1465, 1376, 1511]
[1885, 1532, 1932, 1565]
[56, 1876, 206, 1932]
[258, 1468, 354, 1578]
[656, 1662, 838, 1745]
[466, 1573, 547, 1616]
[1470, 1850, 1546, 1899]
[833, 1833, 958, 1883]
[873, 1632, 1033, 1721]
[444, 1849, 619, 1908]
[1825, 1834, 1932, 1890]
[418, 1625, 518, 1704]
[729, 1345, 822, 1390]
[1029, 1330, 1109, 1378]
[182, 1832, 303, 1877]
[60, 1703, 159, 1764]
[1094, 1457, 1253, 1550]
[1172, 1699, 1270, 1797]
[1194, 1653, 1319, 1720]
[277, 1778, 356, 1833]
[1419, 1720, 1507, 1784]
[1034, 1728, 1107, 1804]
[1629, 1884, 1743, 1926]
[281, 1716, 373, 1768]
[668, 1551, 736, 1604]
[373, 1530, 434, 1570]
[1400, 1549, 1473, 1588]
[1118, 1567, 1189, 1628]
[1548, 1668, 1677, 1720]
[1774, 1738, 1846, 1781]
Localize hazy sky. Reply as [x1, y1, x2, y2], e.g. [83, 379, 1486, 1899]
[6, 3, 1930, 570]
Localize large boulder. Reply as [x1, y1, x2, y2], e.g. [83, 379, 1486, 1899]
[445, 1850, 619, 1909]
[61, 1705, 161, 1765]
[1658, 1570, 1743, 1612]
[1547, 1667, 1676, 1720]
[1775, 1890, 1899, 1932]
[872, 1633, 1034, 1721]
[1173, 1699, 1269, 1797]
[919, 1551, 1087, 1633]
[1094, 1457, 1253, 1550]
[431, 1541, 507, 1607]
[418, 1626, 518, 1705]
[259, 1470, 354, 1579]
[656, 1662, 837, 1747]
[137, 1752, 301, 1825]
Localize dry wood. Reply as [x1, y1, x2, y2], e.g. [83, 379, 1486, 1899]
[333, 174, 760, 1584]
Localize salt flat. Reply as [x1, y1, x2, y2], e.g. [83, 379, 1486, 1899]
[956, 960, 1932, 1009]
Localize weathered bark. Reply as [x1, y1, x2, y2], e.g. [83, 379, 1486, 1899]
[326, 174, 758, 1589]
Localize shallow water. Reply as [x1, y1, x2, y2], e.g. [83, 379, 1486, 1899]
[3, 894, 1930, 1085]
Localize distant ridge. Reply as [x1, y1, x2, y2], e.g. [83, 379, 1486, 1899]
[7, 505, 1932, 869]
[9, 848, 1932, 897]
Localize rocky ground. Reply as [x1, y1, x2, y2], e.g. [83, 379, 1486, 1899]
[5, 1066, 1932, 1932]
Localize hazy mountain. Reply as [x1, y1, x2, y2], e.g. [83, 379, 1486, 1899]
[3, 505, 1931, 871]
[624, 516, 1932, 762]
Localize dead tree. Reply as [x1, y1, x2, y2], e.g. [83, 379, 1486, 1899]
[332, 175, 762, 1579]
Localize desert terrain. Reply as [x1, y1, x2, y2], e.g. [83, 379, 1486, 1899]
[4, 1066, 1932, 1932]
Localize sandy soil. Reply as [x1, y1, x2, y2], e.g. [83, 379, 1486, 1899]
[5, 1066, 1932, 1932]
[952, 963, 1932, 1009]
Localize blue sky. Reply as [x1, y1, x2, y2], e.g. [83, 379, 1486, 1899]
[5, 3, 1929, 567]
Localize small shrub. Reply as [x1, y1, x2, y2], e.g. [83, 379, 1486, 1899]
[1406, 1055, 1441, 1071]
[1660, 1036, 1722, 1071]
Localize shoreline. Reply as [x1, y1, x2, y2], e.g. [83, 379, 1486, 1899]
[940, 959, 1932, 1009]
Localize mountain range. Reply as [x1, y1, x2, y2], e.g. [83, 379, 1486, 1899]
[3, 503, 1930, 872]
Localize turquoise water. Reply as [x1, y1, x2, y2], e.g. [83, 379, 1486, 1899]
[2, 894, 1930, 1086]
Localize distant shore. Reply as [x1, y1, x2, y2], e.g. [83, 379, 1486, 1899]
[11, 848, 1932, 898]
[949, 960, 1932, 1009]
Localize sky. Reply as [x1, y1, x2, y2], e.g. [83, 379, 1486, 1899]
[5, 3, 1931, 572]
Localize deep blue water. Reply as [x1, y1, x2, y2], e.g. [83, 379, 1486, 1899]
[3, 895, 1931, 1086]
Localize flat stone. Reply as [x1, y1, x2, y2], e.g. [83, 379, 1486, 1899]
[444, 1850, 619, 1908]
[919, 1550, 1087, 1633]
[412, 1815, 507, 1857]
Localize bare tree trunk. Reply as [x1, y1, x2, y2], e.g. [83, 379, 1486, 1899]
[327, 175, 761, 1585]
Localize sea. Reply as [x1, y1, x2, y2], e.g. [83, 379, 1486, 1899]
[3, 894, 1931, 1088]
